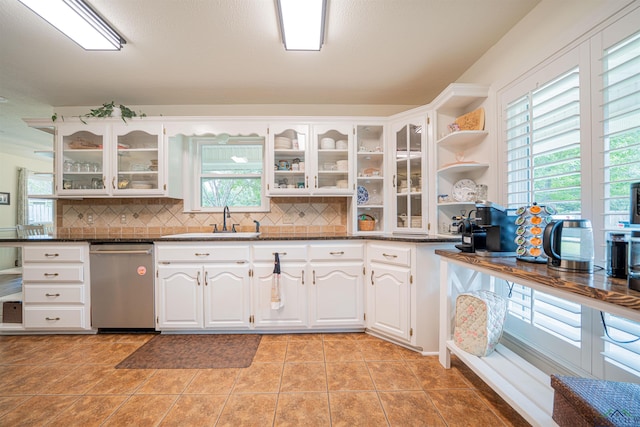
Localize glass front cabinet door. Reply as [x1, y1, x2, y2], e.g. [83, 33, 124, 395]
[269, 124, 310, 194]
[392, 118, 426, 233]
[312, 124, 353, 195]
[111, 123, 164, 195]
[57, 123, 109, 196]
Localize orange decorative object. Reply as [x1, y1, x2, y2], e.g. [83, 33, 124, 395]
[454, 107, 485, 131]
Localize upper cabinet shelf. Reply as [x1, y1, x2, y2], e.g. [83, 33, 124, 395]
[436, 130, 488, 151]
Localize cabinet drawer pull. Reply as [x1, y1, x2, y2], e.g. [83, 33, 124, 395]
[329, 251, 344, 256]
[197, 271, 201, 286]
[271, 252, 287, 256]
[44, 253, 59, 258]
[194, 253, 210, 257]
[306, 176, 309, 188]
[301, 270, 305, 285]
[45, 293, 61, 297]
[112, 176, 116, 190]
[371, 270, 374, 285]
[45, 317, 61, 321]
[204, 271, 208, 286]
[236, 261, 246, 264]
[313, 270, 316, 285]
[43, 273, 59, 277]
[392, 174, 396, 188]
[382, 253, 398, 259]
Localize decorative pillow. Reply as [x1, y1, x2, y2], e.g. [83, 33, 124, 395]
[454, 290, 507, 357]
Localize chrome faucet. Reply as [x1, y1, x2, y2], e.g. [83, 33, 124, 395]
[222, 206, 230, 231]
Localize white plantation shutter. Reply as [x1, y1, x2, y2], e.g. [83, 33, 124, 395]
[505, 68, 582, 215]
[602, 313, 640, 376]
[601, 31, 640, 230]
[600, 30, 640, 377]
[504, 64, 583, 348]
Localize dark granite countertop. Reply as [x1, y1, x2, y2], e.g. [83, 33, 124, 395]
[0, 233, 460, 244]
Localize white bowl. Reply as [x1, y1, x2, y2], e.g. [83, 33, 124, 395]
[336, 140, 348, 149]
[320, 138, 335, 149]
[336, 160, 348, 171]
[274, 136, 292, 149]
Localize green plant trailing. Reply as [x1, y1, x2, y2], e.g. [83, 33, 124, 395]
[51, 101, 146, 124]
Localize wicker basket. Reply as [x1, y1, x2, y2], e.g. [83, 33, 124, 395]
[358, 214, 376, 231]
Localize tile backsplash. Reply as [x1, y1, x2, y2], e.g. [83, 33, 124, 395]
[56, 197, 347, 237]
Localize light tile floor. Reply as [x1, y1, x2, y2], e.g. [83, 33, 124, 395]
[0, 332, 530, 426]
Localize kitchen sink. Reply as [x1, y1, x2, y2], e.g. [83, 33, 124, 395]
[160, 232, 261, 239]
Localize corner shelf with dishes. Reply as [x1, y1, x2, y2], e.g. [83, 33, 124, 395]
[355, 124, 385, 234]
[431, 83, 490, 237]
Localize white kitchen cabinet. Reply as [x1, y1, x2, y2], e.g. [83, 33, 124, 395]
[268, 124, 311, 194]
[156, 265, 202, 329]
[155, 243, 251, 331]
[390, 114, 428, 233]
[308, 243, 365, 328]
[431, 83, 490, 236]
[312, 124, 354, 195]
[367, 245, 412, 341]
[252, 244, 308, 329]
[268, 122, 354, 196]
[354, 124, 386, 234]
[204, 263, 251, 328]
[55, 119, 179, 198]
[21, 243, 91, 331]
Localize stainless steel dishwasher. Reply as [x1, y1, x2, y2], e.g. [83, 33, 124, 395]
[90, 243, 155, 329]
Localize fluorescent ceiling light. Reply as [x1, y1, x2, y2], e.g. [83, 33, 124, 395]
[277, 0, 326, 51]
[18, 0, 124, 50]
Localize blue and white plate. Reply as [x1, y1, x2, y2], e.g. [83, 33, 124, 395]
[357, 186, 369, 205]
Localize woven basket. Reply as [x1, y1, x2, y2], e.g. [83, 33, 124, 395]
[358, 214, 376, 231]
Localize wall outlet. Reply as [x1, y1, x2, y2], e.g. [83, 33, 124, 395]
[120, 214, 126, 224]
[87, 214, 94, 225]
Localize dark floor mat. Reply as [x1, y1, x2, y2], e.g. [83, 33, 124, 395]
[116, 334, 262, 369]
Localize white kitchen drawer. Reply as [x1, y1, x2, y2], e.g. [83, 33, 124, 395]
[23, 245, 85, 263]
[22, 265, 84, 283]
[23, 307, 86, 329]
[367, 243, 411, 267]
[253, 244, 307, 261]
[308, 243, 364, 261]
[23, 285, 85, 304]
[156, 244, 250, 263]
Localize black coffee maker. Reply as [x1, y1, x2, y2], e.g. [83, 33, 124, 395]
[455, 202, 517, 255]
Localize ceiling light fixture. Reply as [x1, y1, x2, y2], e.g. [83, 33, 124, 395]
[276, 0, 326, 51]
[18, 0, 125, 50]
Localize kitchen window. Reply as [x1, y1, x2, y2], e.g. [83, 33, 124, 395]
[498, 11, 640, 380]
[191, 135, 266, 212]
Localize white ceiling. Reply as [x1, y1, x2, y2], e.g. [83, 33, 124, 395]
[0, 0, 540, 159]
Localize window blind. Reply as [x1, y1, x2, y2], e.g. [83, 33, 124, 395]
[505, 68, 582, 215]
[601, 31, 640, 230]
[602, 313, 640, 376]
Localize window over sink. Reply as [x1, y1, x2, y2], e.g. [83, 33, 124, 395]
[189, 134, 267, 212]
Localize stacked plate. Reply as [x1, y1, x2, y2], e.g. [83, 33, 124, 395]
[274, 136, 292, 149]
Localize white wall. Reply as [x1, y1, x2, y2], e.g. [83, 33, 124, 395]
[458, 0, 634, 88]
[0, 152, 52, 232]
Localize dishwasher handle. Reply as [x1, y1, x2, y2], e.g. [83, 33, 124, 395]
[90, 249, 152, 255]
